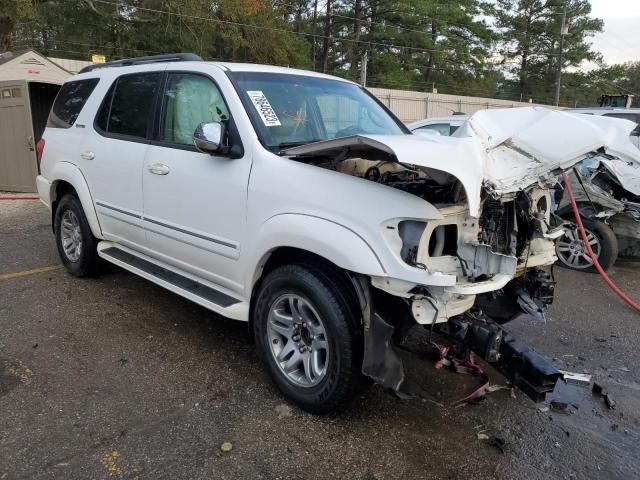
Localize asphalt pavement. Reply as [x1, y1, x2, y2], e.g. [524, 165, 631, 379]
[1, 199, 639, 480]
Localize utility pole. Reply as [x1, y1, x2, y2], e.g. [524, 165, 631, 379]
[554, 3, 568, 106]
[311, 0, 318, 70]
[360, 50, 368, 87]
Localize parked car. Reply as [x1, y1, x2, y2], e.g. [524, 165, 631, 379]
[36, 54, 640, 412]
[554, 156, 640, 270]
[551, 109, 640, 271]
[406, 114, 468, 137]
[565, 108, 640, 149]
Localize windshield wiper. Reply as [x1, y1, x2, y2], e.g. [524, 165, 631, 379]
[277, 140, 323, 151]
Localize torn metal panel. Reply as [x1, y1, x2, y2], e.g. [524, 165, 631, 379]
[362, 312, 406, 391]
[559, 370, 592, 387]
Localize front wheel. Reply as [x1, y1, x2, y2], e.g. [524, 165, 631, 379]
[252, 263, 366, 413]
[555, 218, 618, 272]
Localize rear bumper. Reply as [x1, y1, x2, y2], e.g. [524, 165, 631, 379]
[36, 175, 51, 209]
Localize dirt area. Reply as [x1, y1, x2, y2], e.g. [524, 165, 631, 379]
[1, 199, 639, 480]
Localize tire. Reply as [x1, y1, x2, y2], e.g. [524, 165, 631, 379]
[252, 263, 366, 413]
[54, 194, 103, 277]
[556, 217, 618, 273]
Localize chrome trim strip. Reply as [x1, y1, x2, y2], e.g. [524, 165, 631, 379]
[144, 217, 238, 249]
[95, 202, 238, 250]
[95, 201, 142, 219]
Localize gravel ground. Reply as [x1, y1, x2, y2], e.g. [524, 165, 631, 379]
[1, 199, 639, 480]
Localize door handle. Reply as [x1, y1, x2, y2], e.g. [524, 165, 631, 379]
[80, 150, 95, 160]
[147, 163, 170, 175]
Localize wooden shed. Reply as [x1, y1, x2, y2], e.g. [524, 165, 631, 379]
[0, 50, 71, 192]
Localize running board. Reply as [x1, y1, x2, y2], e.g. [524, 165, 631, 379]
[97, 242, 248, 320]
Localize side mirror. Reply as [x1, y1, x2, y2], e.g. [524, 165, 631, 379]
[193, 122, 225, 154]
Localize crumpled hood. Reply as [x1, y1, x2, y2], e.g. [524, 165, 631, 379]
[456, 107, 640, 201]
[284, 107, 640, 217]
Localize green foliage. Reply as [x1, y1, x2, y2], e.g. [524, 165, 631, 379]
[3, 0, 635, 107]
[495, 0, 603, 103]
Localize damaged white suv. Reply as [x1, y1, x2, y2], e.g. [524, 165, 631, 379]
[36, 54, 640, 412]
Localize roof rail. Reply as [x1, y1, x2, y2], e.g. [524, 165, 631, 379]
[78, 53, 203, 74]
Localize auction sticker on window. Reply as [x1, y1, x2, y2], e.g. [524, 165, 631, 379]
[247, 91, 281, 127]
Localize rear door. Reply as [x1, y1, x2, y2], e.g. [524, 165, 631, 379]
[81, 71, 162, 250]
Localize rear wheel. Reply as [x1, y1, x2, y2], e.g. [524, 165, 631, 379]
[54, 194, 103, 277]
[253, 263, 366, 413]
[556, 218, 618, 272]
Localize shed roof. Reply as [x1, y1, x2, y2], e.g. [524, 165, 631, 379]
[0, 50, 71, 85]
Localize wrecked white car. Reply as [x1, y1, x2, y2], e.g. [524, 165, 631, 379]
[554, 114, 640, 271]
[36, 56, 640, 412]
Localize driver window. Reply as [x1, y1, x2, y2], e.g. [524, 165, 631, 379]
[161, 73, 229, 145]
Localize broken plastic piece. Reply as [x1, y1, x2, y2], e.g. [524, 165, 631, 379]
[550, 400, 569, 412]
[559, 370, 592, 387]
[604, 394, 616, 410]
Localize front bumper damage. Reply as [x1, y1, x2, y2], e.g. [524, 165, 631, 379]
[375, 186, 564, 326]
[354, 274, 561, 402]
[360, 187, 565, 401]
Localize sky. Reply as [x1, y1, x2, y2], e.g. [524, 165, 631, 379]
[589, 0, 640, 65]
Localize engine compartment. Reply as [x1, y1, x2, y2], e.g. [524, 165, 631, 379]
[292, 149, 468, 207]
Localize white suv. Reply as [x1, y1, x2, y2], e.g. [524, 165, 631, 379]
[36, 54, 640, 412]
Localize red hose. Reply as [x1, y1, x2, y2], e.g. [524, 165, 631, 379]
[0, 196, 39, 200]
[561, 172, 640, 313]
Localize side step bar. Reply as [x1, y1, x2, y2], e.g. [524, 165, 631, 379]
[98, 243, 248, 320]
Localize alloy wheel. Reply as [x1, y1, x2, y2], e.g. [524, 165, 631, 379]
[267, 293, 330, 387]
[556, 226, 601, 269]
[60, 209, 83, 262]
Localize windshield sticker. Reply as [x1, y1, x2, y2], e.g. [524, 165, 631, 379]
[247, 91, 281, 127]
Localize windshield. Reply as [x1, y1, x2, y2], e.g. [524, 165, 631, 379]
[229, 72, 406, 151]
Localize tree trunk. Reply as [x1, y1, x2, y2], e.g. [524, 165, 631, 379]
[312, 0, 318, 69]
[518, 13, 533, 97]
[321, 0, 332, 73]
[424, 21, 437, 83]
[519, 53, 529, 95]
[349, 0, 363, 80]
[0, 17, 14, 53]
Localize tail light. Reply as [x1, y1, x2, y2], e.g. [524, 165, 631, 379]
[36, 138, 45, 166]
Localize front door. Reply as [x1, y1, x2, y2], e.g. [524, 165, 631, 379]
[142, 72, 252, 292]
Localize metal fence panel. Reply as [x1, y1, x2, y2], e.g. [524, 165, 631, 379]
[367, 87, 550, 123]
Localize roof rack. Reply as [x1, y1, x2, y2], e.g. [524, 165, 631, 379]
[78, 53, 203, 74]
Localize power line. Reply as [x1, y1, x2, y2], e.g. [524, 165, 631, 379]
[91, 0, 465, 61]
[276, 0, 491, 37]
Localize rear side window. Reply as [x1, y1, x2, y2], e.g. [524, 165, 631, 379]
[95, 72, 161, 139]
[47, 79, 99, 128]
